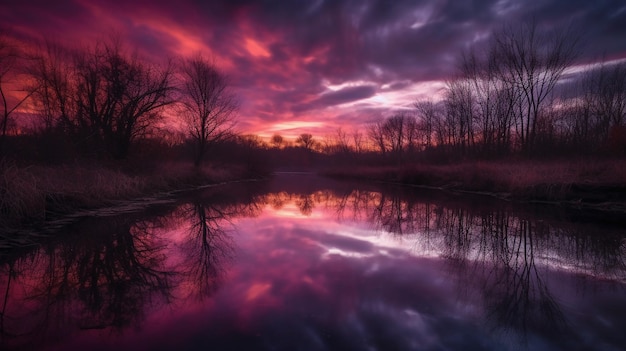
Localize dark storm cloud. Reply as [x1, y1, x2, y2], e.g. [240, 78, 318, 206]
[2, 0, 626, 134]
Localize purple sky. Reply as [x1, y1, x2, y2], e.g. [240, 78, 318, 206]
[2, 0, 626, 138]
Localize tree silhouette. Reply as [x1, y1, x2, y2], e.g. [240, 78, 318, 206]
[295, 133, 316, 151]
[72, 38, 175, 158]
[29, 40, 75, 132]
[490, 20, 579, 154]
[179, 55, 237, 167]
[179, 201, 234, 299]
[367, 113, 419, 159]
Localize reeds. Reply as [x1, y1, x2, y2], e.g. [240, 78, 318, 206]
[0, 160, 244, 229]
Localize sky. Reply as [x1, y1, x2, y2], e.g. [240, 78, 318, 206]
[2, 0, 626, 138]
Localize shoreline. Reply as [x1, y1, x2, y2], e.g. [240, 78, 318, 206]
[4, 159, 626, 236]
[0, 161, 267, 233]
[321, 160, 626, 215]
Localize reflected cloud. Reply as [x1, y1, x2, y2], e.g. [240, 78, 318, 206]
[0, 176, 625, 350]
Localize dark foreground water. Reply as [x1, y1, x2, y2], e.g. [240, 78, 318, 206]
[1, 174, 625, 351]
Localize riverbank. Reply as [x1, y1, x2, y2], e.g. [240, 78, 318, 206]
[323, 159, 626, 212]
[0, 160, 262, 231]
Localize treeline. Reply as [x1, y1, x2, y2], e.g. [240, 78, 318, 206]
[369, 22, 626, 161]
[246, 21, 626, 166]
[0, 35, 246, 169]
[3, 20, 626, 171]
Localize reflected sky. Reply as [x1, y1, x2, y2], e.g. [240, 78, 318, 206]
[1, 175, 625, 350]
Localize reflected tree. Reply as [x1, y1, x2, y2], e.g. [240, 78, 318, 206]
[0, 184, 270, 349]
[179, 55, 237, 167]
[322, 185, 625, 341]
[179, 201, 234, 299]
[73, 38, 175, 158]
[1, 183, 625, 349]
[0, 213, 174, 346]
[267, 191, 290, 210]
[0, 261, 17, 345]
[296, 194, 315, 216]
[477, 214, 568, 341]
[74, 218, 174, 329]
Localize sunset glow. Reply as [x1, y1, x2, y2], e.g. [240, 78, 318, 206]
[2, 0, 626, 137]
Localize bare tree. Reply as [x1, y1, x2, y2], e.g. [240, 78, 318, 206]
[180, 55, 237, 167]
[72, 39, 174, 158]
[582, 61, 626, 139]
[29, 40, 75, 132]
[383, 114, 405, 155]
[367, 120, 387, 154]
[270, 133, 284, 149]
[367, 113, 419, 159]
[414, 99, 439, 150]
[181, 201, 234, 299]
[460, 49, 499, 155]
[351, 129, 365, 154]
[333, 127, 351, 154]
[491, 20, 579, 153]
[295, 133, 316, 151]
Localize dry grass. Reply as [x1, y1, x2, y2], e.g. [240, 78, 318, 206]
[1, 161, 44, 224]
[0, 160, 246, 229]
[324, 159, 626, 201]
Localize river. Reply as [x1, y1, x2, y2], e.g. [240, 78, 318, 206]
[1, 173, 625, 350]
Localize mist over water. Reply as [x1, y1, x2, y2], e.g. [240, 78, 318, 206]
[1, 174, 624, 351]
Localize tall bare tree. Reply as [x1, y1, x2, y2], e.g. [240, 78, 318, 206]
[332, 127, 351, 154]
[180, 56, 237, 167]
[491, 20, 579, 153]
[351, 129, 365, 154]
[456, 48, 518, 156]
[73, 39, 174, 158]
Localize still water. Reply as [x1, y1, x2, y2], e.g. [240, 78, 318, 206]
[1, 174, 625, 351]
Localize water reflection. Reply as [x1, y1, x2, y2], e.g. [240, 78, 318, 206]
[0, 218, 171, 350]
[0, 175, 624, 350]
[0, 185, 260, 350]
[311, 184, 626, 282]
[251, 176, 625, 349]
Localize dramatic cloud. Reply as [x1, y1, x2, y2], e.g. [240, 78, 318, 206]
[2, 0, 626, 138]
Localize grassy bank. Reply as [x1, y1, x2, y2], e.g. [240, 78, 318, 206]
[0, 160, 259, 230]
[323, 159, 626, 209]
